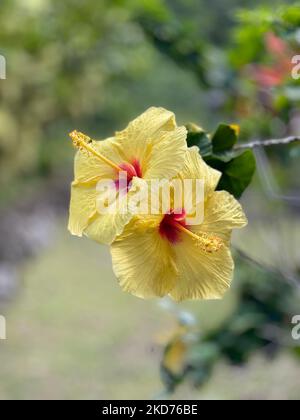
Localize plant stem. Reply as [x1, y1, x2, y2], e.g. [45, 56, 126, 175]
[235, 136, 300, 150]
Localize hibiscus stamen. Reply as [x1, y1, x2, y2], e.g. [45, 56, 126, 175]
[159, 210, 223, 252]
[69, 130, 122, 172]
[175, 223, 224, 253]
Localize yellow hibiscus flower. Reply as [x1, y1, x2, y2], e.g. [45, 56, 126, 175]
[110, 148, 248, 301]
[68, 107, 187, 244]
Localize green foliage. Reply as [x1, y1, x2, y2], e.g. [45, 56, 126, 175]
[136, 1, 300, 145]
[0, 0, 217, 191]
[185, 123, 212, 156]
[186, 123, 256, 198]
[1, 0, 143, 184]
[209, 150, 256, 199]
[137, 10, 208, 85]
[1, 0, 297, 189]
[211, 124, 238, 153]
[230, 3, 300, 67]
[161, 257, 300, 392]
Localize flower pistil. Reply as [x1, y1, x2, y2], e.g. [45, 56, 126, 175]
[159, 210, 223, 253]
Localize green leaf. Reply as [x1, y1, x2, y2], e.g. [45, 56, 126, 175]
[185, 123, 212, 156]
[211, 123, 239, 154]
[186, 121, 255, 198]
[216, 150, 256, 198]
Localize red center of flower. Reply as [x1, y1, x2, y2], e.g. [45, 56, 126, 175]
[115, 159, 142, 190]
[159, 209, 187, 244]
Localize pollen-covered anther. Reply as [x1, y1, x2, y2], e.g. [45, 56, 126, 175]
[175, 222, 223, 253]
[69, 130, 121, 171]
[194, 233, 224, 253]
[69, 130, 92, 152]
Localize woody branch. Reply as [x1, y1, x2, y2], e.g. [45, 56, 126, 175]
[235, 136, 300, 150]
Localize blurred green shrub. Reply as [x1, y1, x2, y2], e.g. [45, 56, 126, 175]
[161, 256, 300, 392]
[0, 0, 161, 188]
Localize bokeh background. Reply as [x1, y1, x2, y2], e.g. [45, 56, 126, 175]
[0, 0, 300, 400]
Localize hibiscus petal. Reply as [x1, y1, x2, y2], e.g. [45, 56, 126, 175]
[74, 136, 123, 183]
[179, 147, 221, 197]
[111, 217, 178, 299]
[143, 126, 187, 180]
[83, 209, 133, 245]
[83, 177, 148, 244]
[193, 190, 248, 240]
[116, 107, 187, 180]
[68, 183, 97, 236]
[169, 235, 234, 301]
[116, 107, 176, 154]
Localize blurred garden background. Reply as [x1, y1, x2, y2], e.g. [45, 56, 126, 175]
[0, 0, 300, 400]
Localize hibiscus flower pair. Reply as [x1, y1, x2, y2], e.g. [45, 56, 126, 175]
[68, 107, 247, 301]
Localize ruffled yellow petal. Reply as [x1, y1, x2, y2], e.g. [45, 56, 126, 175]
[143, 126, 187, 180]
[69, 133, 149, 242]
[84, 177, 147, 244]
[192, 190, 248, 241]
[166, 173, 246, 301]
[83, 210, 132, 245]
[69, 108, 187, 244]
[68, 183, 97, 236]
[69, 135, 122, 239]
[169, 235, 234, 301]
[111, 216, 178, 299]
[178, 147, 221, 197]
[73, 136, 123, 184]
[115, 107, 187, 180]
[116, 107, 176, 155]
